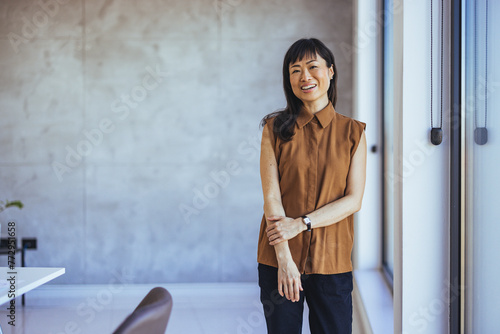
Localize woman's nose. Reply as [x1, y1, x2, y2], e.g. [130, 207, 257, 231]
[300, 69, 312, 81]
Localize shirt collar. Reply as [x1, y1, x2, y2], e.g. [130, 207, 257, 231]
[296, 102, 336, 129]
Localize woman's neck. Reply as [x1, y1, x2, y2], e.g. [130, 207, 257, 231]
[301, 96, 330, 114]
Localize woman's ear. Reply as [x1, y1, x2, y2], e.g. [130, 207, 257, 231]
[329, 65, 334, 80]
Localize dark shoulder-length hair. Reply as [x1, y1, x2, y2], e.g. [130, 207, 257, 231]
[261, 38, 338, 141]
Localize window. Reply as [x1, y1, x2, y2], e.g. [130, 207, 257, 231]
[382, 0, 395, 282]
[464, 0, 500, 332]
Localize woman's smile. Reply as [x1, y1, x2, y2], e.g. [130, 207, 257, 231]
[300, 83, 317, 92]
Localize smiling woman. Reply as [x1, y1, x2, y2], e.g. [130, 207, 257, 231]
[289, 57, 333, 111]
[257, 38, 367, 334]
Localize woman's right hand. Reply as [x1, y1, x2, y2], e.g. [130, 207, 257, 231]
[277, 259, 303, 302]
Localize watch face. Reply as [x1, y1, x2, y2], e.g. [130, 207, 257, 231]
[302, 216, 311, 230]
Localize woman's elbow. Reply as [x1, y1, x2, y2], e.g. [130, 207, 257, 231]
[350, 196, 363, 213]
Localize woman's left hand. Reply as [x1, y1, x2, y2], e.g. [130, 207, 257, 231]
[266, 216, 304, 245]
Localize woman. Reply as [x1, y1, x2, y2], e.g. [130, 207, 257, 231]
[257, 38, 367, 334]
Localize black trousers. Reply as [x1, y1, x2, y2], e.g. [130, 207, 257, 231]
[258, 263, 353, 334]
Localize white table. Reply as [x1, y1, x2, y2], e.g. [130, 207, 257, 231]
[0, 267, 65, 305]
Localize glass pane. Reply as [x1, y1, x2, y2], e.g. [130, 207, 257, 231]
[464, 0, 500, 332]
[383, 0, 394, 278]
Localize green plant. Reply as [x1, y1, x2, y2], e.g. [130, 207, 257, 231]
[0, 200, 24, 213]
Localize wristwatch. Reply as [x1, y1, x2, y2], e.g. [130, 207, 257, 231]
[301, 216, 312, 231]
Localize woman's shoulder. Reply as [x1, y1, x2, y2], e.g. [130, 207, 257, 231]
[335, 111, 366, 131]
[260, 113, 279, 143]
[260, 112, 281, 136]
[262, 115, 277, 125]
[261, 112, 280, 126]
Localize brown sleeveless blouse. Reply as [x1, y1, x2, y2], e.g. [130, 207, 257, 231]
[257, 102, 366, 274]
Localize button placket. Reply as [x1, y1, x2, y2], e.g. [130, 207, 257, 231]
[302, 121, 321, 273]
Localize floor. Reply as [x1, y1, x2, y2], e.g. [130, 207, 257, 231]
[354, 270, 393, 334]
[0, 283, 369, 334]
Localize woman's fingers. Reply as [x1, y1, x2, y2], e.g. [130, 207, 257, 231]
[267, 216, 284, 222]
[287, 280, 292, 301]
[266, 225, 277, 237]
[283, 280, 289, 300]
[266, 223, 284, 239]
[267, 229, 280, 240]
[286, 280, 293, 301]
[279, 276, 292, 301]
[277, 261, 302, 302]
[266, 224, 284, 245]
[280, 278, 303, 302]
[269, 238, 283, 246]
[266, 217, 298, 244]
[265, 222, 280, 233]
[293, 278, 301, 302]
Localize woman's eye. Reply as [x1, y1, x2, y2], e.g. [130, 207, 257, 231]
[310, 65, 318, 69]
[291, 70, 299, 74]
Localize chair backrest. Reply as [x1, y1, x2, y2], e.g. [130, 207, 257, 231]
[113, 287, 173, 334]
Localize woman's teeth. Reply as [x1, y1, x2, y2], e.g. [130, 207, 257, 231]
[301, 84, 316, 90]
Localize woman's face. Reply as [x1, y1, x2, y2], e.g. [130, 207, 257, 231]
[289, 54, 333, 106]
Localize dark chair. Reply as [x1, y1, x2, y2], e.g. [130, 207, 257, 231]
[113, 287, 173, 334]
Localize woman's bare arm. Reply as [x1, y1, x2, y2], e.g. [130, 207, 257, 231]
[260, 122, 303, 302]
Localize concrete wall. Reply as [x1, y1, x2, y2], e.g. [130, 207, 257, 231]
[0, 0, 354, 283]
